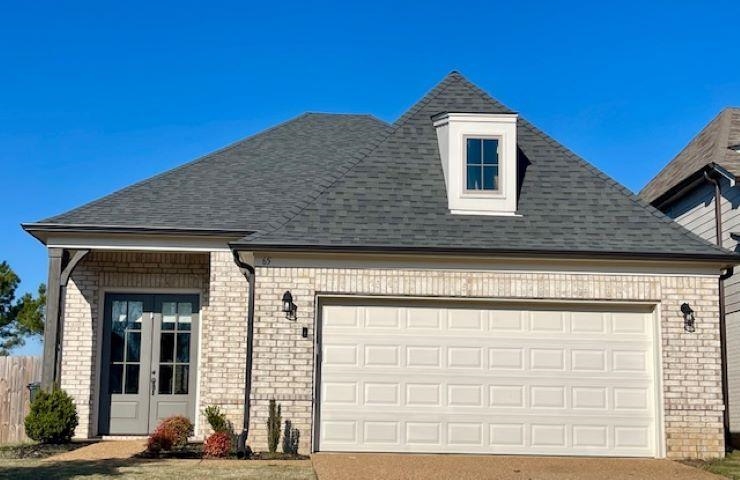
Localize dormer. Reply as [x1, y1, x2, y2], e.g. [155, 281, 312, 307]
[433, 112, 518, 216]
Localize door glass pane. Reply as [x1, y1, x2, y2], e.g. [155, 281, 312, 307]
[111, 329, 125, 363]
[176, 333, 190, 363]
[159, 365, 173, 394]
[162, 302, 177, 330]
[160, 333, 175, 362]
[175, 365, 189, 394]
[126, 331, 141, 362]
[112, 301, 127, 324]
[125, 365, 140, 394]
[109, 364, 123, 394]
[177, 302, 192, 330]
[128, 301, 144, 327]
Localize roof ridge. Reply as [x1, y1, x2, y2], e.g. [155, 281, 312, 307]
[245, 74, 464, 242]
[39, 112, 319, 224]
[519, 118, 730, 254]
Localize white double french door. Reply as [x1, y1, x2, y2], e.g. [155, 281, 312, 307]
[100, 293, 199, 435]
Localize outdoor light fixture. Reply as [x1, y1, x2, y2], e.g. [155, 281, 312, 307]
[681, 302, 696, 333]
[282, 291, 297, 321]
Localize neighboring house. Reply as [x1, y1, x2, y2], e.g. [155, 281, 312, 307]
[22, 72, 739, 460]
[640, 107, 740, 446]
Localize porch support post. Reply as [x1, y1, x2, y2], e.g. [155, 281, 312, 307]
[41, 248, 90, 389]
[41, 248, 63, 388]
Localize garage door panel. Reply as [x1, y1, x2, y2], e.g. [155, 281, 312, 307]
[319, 303, 657, 457]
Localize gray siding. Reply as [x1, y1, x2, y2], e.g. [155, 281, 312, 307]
[665, 181, 740, 314]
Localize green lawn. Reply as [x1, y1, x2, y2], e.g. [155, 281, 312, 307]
[686, 451, 740, 479]
[0, 458, 317, 480]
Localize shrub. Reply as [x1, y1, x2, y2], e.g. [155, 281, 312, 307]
[282, 420, 300, 454]
[266, 399, 281, 453]
[24, 388, 78, 444]
[203, 406, 230, 433]
[146, 415, 193, 453]
[203, 431, 232, 458]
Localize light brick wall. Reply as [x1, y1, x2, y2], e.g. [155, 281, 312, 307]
[60, 252, 724, 459]
[61, 251, 248, 438]
[250, 267, 723, 459]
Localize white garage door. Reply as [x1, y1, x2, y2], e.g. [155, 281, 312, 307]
[317, 302, 659, 457]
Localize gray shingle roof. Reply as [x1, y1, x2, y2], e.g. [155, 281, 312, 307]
[26, 72, 736, 261]
[640, 108, 740, 204]
[234, 72, 733, 260]
[32, 113, 391, 233]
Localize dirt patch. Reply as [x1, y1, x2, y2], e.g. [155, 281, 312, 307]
[311, 453, 726, 480]
[43, 439, 146, 462]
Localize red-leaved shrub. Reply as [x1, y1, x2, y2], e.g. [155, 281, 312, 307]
[203, 431, 232, 458]
[147, 415, 193, 453]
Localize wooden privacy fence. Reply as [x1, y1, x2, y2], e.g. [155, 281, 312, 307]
[0, 356, 41, 443]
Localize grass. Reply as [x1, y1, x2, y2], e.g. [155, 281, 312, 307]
[0, 458, 317, 480]
[684, 451, 740, 479]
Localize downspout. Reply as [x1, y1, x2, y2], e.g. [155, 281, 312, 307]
[231, 249, 255, 458]
[705, 169, 734, 449]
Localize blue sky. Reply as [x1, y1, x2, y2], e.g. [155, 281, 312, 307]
[2, 1, 739, 355]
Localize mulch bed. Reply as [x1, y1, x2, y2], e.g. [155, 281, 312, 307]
[135, 443, 309, 460]
[0, 441, 95, 459]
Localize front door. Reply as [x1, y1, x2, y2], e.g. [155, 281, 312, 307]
[100, 293, 199, 435]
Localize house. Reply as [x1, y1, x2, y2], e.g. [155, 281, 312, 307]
[22, 72, 739, 460]
[640, 107, 740, 446]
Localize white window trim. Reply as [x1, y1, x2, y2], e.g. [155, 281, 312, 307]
[462, 135, 504, 196]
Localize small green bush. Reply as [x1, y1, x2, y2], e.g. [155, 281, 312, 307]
[282, 419, 300, 454]
[203, 406, 230, 433]
[24, 388, 78, 444]
[266, 399, 281, 453]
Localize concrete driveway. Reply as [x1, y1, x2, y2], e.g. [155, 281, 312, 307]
[311, 453, 722, 480]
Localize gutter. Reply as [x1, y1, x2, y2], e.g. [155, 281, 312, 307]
[231, 249, 255, 458]
[705, 168, 734, 450]
[229, 242, 740, 264]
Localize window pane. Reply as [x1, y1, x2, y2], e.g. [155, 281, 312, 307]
[159, 365, 173, 394]
[112, 301, 127, 324]
[467, 165, 482, 190]
[177, 302, 192, 330]
[110, 329, 125, 363]
[162, 302, 177, 330]
[483, 166, 498, 190]
[483, 139, 499, 165]
[175, 365, 189, 394]
[127, 301, 143, 327]
[126, 331, 141, 362]
[125, 364, 140, 394]
[466, 138, 482, 165]
[160, 333, 175, 363]
[176, 333, 190, 363]
[109, 364, 123, 394]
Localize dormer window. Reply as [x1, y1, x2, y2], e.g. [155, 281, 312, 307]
[433, 112, 518, 216]
[465, 137, 500, 191]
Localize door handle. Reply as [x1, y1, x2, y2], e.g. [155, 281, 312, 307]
[151, 372, 157, 395]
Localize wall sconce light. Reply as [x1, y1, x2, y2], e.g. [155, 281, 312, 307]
[282, 291, 297, 321]
[681, 303, 695, 333]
